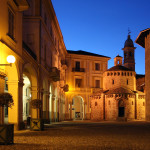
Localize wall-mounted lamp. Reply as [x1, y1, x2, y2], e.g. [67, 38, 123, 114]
[0, 55, 16, 67]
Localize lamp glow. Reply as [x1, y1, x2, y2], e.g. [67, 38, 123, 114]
[7, 55, 16, 64]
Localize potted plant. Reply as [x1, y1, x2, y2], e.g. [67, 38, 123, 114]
[30, 99, 44, 131]
[0, 92, 14, 145]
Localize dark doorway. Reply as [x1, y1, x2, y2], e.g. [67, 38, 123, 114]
[119, 107, 124, 117]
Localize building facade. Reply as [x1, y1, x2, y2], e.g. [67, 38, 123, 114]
[136, 28, 150, 121]
[0, 0, 67, 130]
[91, 35, 145, 121]
[65, 50, 110, 120]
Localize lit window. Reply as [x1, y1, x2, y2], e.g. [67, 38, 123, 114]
[95, 63, 100, 71]
[8, 9, 14, 39]
[95, 80, 100, 88]
[75, 79, 82, 88]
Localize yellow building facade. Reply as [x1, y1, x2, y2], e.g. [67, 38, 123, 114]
[65, 50, 110, 120]
[0, 0, 67, 130]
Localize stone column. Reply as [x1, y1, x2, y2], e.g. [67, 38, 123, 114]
[51, 96, 55, 122]
[84, 102, 86, 120]
[86, 96, 91, 120]
[0, 73, 6, 124]
[46, 94, 49, 122]
[65, 96, 69, 120]
[30, 86, 38, 119]
[70, 103, 72, 120]
[7, 79, 24, 130]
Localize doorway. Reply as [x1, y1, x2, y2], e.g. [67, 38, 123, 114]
[118, 100, 125, 117]
[119, 107, 124, 117]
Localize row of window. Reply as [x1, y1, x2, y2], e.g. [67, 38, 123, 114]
[75, 79, 100, 88]
[107, 72, 133, 76]
[112, 79, 129, 85]
[74, 61, 101, 71]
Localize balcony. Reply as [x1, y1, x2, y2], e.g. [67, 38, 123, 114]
[72, 68, 85, 72]
[49, 67, 60, 82]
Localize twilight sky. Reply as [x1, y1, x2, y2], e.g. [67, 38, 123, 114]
[51, 0, 149, 74]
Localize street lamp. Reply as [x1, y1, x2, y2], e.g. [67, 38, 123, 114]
[0, 55, 16, 67]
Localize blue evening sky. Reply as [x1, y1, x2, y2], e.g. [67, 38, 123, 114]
[51, 0, 149, 74]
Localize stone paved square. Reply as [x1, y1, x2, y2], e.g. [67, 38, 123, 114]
[1, 121, 150, 150]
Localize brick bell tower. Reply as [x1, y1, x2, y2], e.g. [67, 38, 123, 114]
[122, 32, 136, 71]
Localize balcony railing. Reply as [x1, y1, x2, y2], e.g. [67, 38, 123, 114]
[72, 68, 85, 72]
[49, 67, 60, 82]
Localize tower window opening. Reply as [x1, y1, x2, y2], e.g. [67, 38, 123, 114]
[112, 79, 114, 84]
[132, 101, 133, 105]
[129, 52, 132, 56]
[127, 79, 128, 85]
[143, 102, 145, 106]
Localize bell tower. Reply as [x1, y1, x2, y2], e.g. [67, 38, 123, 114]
[114, 55, 123, 66]
[122, 32, 136, 71]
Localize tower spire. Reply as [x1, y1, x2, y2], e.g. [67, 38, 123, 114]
[122, 32, 136, 71]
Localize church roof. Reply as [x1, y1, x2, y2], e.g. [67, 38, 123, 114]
[67, 50, 110, 58]
[107, 65, 132, 71]
[104, 87, 135, 94]
[124, 35, 134, 48]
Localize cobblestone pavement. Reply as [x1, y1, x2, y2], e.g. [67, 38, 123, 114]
[1, 121, 150, 150]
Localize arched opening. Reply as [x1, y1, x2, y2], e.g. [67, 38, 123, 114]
[72, 96, 84, 120]
[118, 100, 125, 117]
[23, 63, 38, 119]
[42, 79, 47, 121]
[23, 75, 31, 121]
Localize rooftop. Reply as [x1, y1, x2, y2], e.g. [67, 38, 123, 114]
[67, 50, 110, 58]
[135, 28, 150, 48]
[104, 87, 135, 94]
[107, 65, 132, 71]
